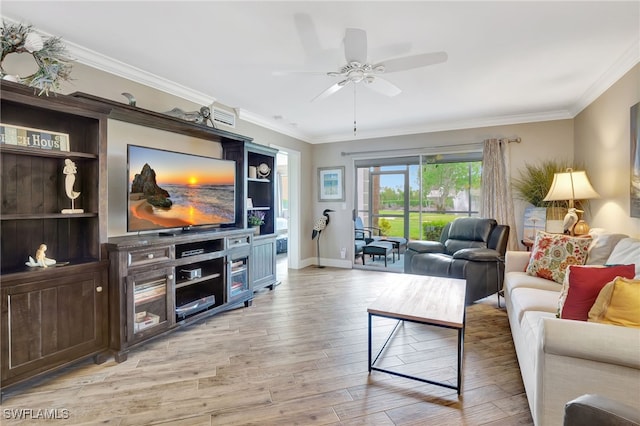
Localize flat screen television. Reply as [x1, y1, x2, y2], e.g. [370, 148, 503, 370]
[127, 144, 236, 233]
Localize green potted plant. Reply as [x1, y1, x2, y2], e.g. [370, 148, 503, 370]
[248, 211, 265, 233]
[512, 159, 578, 233]
[512, 159, 572, 208]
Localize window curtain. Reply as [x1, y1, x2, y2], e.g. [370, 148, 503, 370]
[481, 139, 519, 251]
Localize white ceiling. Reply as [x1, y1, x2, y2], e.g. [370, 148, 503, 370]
[2, 1, 639, 144]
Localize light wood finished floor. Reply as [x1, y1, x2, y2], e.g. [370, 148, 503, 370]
[2, 267, 533, 425]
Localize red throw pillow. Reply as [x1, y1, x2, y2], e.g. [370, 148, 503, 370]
[558, 264, 636, 321]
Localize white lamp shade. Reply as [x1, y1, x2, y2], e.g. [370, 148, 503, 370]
[543, 170, 600, 202]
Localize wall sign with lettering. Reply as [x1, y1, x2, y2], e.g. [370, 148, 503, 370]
[0, 123, 70, 151]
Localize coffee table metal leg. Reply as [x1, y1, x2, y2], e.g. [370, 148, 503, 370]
[456, 311, 466, 394]
[369, 312, 464, 394]
[368, 313, 372, 372]
[457, 328, 463, 394]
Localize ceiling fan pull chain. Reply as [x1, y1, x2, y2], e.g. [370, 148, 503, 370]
[353, 83, 357, 136]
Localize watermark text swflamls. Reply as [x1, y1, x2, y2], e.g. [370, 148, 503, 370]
[3, 408, 70, 420]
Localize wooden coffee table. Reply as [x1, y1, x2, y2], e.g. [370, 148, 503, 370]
[367, 275, 467, 394]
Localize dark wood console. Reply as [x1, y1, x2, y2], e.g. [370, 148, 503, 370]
[106, 228, 254, 362]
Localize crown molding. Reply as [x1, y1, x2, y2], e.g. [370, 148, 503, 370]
[234, 108, 312, 143]
[569, 38, 640, 117]
[309, 109, 574, 144]
[67, 38, 311, 143]
[65, 41, 216, 107]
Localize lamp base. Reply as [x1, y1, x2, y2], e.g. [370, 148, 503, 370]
[573, 220, 590, 236]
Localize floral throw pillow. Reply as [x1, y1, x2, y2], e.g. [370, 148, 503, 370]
[525, 231, 592, 284]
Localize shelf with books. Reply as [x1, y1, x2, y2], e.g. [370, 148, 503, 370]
[134, 278, 167, 305]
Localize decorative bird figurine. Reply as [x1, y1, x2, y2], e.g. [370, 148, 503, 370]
[121, 92, 136, 106]
[563, 207, 582, 235]
[312, 209, 334, 240]
[312, 209, 334, 268]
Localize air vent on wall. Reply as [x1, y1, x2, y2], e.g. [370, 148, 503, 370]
[212, 107, 236, 128]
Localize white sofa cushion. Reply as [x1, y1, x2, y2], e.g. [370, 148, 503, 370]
[504, 271, 561, 297]
[519, 310, 556, 395]
[606, 237, 640, 278]
[509, 287, 560, 323]
[586, 228, 628, 265]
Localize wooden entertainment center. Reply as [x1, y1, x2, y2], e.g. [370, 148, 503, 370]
[0, 81, 279, 391]
[106, 228, 256, 362]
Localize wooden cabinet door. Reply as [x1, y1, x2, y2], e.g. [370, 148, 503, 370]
[251, 237, 277, 291]
[1, 263, 108, 386]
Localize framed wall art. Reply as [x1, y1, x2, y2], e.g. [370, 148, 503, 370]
[631, 101, 639, 218]
[318, 166, 345, 202]
[523, 207, 547, 241]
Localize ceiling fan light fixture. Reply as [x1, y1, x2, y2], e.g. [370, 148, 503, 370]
[308, 27, 446, 110]
[348, 69, 365, 83]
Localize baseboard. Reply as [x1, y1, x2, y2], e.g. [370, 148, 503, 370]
[300, 257, 352, 269]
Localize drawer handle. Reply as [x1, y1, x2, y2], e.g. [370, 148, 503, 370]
[96, 286, 103, 293]
[147, 253, 154, 259]
[168, 274, 174, 280]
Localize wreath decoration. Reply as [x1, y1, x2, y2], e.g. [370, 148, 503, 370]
[1, 21, 72, 95]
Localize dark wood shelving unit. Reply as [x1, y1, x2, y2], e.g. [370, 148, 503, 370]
[222, 140, 279, 291]
[0, 81, 111, 392]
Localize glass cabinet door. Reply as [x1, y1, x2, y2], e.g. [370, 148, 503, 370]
[229, 257, 249, 300]
[126, 268, 173, 340]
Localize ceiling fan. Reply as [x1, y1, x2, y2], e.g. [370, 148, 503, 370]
[310, 28, 448, 102]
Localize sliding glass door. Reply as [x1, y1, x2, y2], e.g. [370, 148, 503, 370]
[354, 152, 482, 268]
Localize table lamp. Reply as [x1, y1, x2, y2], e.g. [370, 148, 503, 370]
[543, 168, 600, 235]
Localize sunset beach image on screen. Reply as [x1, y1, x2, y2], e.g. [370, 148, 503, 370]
[127, 145, 236, 232]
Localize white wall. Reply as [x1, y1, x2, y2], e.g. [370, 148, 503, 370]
[311, 120, 574, 265]
[574, 64, 640, 237]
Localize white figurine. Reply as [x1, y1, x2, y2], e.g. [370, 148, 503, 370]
[26, 244, 56, 268]
[61, 158, 84, 213]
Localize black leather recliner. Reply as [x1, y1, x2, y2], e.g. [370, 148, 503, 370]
[404, 217, 509, 305]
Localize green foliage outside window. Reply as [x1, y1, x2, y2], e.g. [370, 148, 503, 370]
[419, 162, 482, 212]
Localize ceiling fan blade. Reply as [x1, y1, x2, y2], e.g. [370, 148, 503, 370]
[272, 70, 330, 76]
[364, 77, 401, 97]
[344, 28, 367, 64]
[311, 80, 350, 102]
[294, 13, 322, 55]
[377, 51, 448, 73]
